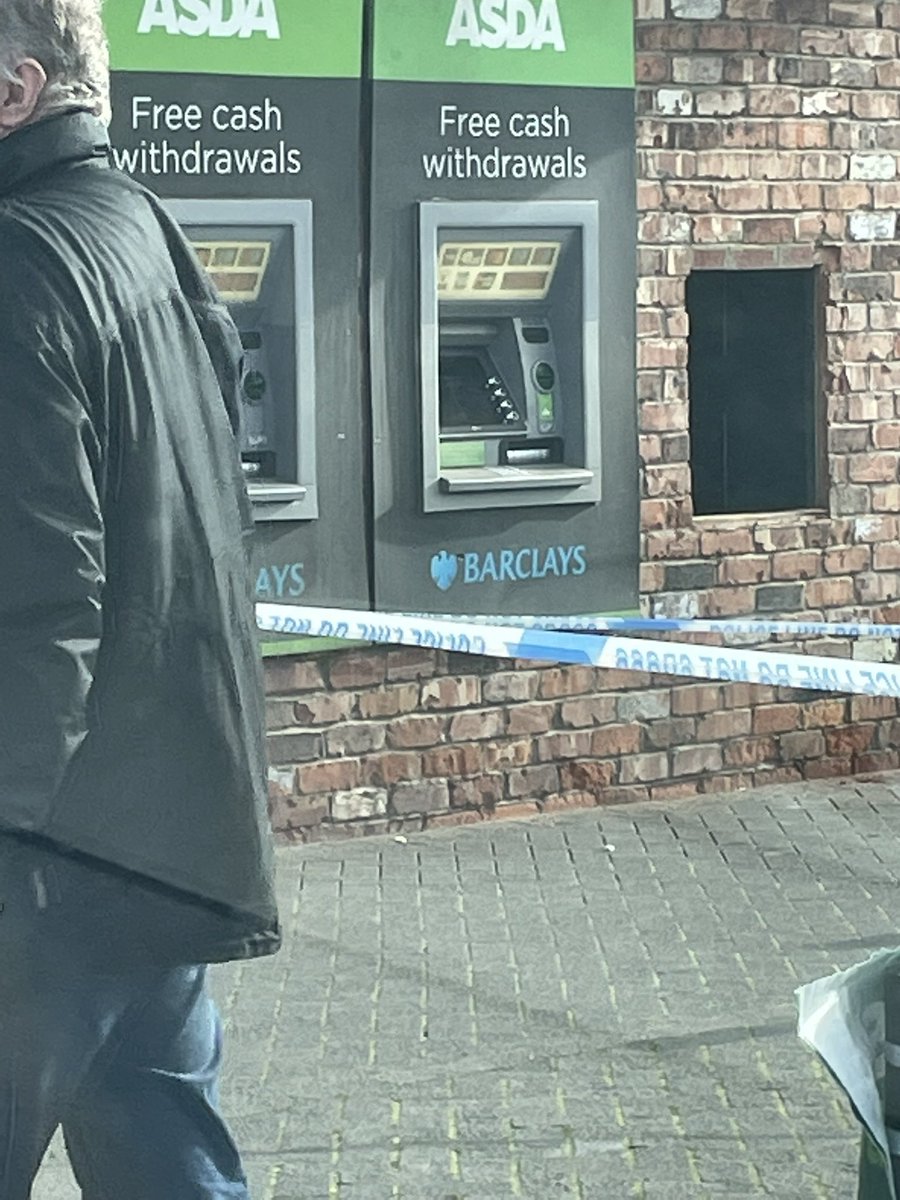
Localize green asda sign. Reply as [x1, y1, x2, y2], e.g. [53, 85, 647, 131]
[106, 0, 364, 78]
[375, 0, 635, 89]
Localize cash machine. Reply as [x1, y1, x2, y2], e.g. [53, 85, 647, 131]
[421, 200, 601, 511]
[106, 0, 370, 621]
[168, 200, 317, 522]
[369, 0, 638, 617]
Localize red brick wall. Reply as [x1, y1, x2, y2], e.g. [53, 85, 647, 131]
[264, 0, 900, 839]
[265, 645, 900, 840]
[637, 0, 900, 618]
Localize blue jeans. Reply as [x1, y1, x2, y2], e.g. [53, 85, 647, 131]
[0, 836, 250, 1199]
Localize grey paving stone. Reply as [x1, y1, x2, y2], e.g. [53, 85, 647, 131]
[34, 774, 900, 1198]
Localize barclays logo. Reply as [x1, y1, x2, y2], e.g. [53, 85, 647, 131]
[430, 544, 587, 590]
[431, 550, 460, 592]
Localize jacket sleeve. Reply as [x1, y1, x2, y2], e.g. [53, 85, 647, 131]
[0, 253, 105, 821]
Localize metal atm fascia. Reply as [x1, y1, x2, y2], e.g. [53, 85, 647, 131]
[420, 200, 602, 515]
[167, 198, 318, 523]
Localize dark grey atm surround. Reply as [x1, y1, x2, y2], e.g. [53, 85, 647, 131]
[167, 198, 317, 524]
[420, 199, 601, 513]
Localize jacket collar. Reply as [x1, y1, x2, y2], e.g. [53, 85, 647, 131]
[0, 110, 110, 198]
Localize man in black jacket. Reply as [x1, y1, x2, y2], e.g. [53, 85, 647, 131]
[0, 2, 280, 1196]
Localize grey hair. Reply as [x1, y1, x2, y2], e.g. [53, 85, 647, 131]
[0, 0, 110, 124]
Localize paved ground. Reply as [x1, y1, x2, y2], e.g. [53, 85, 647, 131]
[35, 773, 900, 1199]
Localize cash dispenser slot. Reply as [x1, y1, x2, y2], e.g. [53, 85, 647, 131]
[166, 199, 318, 523]
[421, 202, 601, 512]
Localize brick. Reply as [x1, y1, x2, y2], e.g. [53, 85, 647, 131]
[297, 759, 362, 794]
[850, 154, 897, 182]
[802, 699, 848, 728]
[753, 704, 801, 734]
[328, 652, 386, 689]
[386, 714, 446, 748]
[695, 88, 747, 117]
[755, 583, 805, 612]
[825, 725, 877, 756]
[720, 556, 772, 585]
[421, 744, 483, 778]
[357, 683, 419, 719]
[449, 774, 505, 809]
[672, 55, 724, 84]
[847, 29, 897, 58]
[804, 576, 856, 607]
[483, 740, 534, 769]
[643, 716, 697, 749]
[672, 743, 724, 775]
[724, 736, 777, 766]
[539, 667, 599, 698]
[367, 752, 423, 786]
[535, 731, 593, 761]
[420, 675, 481, 710]
[715, 181, 769, 210]
[559, 697, 619, 728]
[672, 0, 722, 14]
[448, 709, 504, 741]
[779, 731, 826, 761]
[849, 453, 899, 483]
[849, 212, 898, 242]
[539, 792, 599, 815]
[696, 709, 752, 740]
[325, 723, 387, 757]
[483, 671, 541, 703]
[655, 87, 694, 117]
[505, 701, 558, 735]
[489, 800, 541, 821]
[778, 120, 830, 149]
[620, 753, 670, 783]
[831, 61, 877, 88]
[391, 780, 450, 816]
[618, 690, 672, 720]
[673, 685, 724, 715]
[385, 647, 437, 681]
[651, 780, 703, 801]
[664, 561, 718, 589]
[801, 90, 847, 118]
[267, 731, 324, 765]
[771, 551, 823, 580]
[750, 86, 800, 117]
[856, 750, 900, 773]
[829, 1, 877, 24]
[700, 529, 755, 556]
[805, 757, 854, 780]
[742, 217, 796, 243]
[331, 788, 388, 822]
[558, 761, 618, 792]
[507, 764, 560, 798]
[590, 724, 644, 756]
[264, 658, 326, 695]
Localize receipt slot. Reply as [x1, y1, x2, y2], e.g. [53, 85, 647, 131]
[421, 200, 600, 511]
[168, 200, 316, 522]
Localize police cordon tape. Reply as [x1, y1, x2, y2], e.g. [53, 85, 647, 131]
[404, 611, 900, 640]
[256, 604, 900, 700]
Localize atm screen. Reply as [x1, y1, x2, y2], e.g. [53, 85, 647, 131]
[438, 241, 561, 301]
[189, 239, 273, 302]
[439, 352, 525, 433]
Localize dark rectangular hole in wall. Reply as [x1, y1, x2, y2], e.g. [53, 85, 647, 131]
[687, 268, 821, 516]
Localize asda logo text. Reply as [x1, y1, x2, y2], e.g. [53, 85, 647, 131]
[138, 0, 281, 39]
[446, 0, 566, 52]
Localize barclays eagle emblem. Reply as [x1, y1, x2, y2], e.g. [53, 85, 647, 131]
[431, 551, 459, 591]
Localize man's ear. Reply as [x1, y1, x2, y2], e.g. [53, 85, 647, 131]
[0, 60, 48, 136]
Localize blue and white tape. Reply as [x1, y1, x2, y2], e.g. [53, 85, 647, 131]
[256, 604, 900, 699]
[403, 612, 900, 640]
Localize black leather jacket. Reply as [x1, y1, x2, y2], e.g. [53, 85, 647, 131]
[0, 112, 280, 964]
